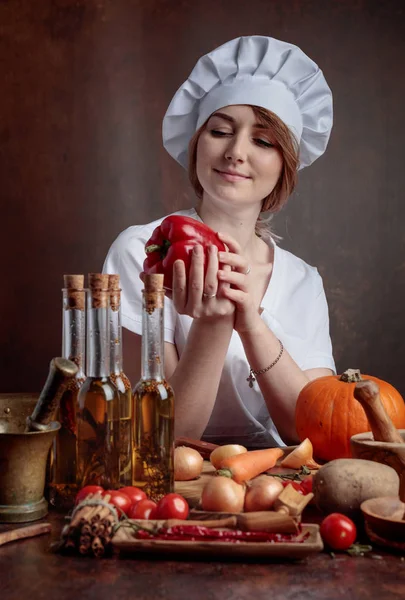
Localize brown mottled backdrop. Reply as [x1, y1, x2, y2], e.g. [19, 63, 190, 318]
[1, 0, 404, 395]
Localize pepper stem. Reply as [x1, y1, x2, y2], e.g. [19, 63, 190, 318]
[145, 244, 161, 254]
[145, 239, 171, 257]
[339, 369, 363, 383]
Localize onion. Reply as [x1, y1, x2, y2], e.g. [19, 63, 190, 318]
[244, 476, 284, 512]
[174, 446, 204, 481]
[280, 438, 321, 469]
[201, 476, 245, 513]
[210, 444, 247, 469]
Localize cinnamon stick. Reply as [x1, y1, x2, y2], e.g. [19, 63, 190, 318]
[163, 516, 237, 529]
[0, 523, 51, 547]
[91, 536, 105, 558]
[55, 493, 119, 557]
[236, 511, 299, 534]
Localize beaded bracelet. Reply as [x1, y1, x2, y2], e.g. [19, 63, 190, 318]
[246, 340, 284, 388]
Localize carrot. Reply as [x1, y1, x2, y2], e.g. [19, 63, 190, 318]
[216, 448, 284, 484]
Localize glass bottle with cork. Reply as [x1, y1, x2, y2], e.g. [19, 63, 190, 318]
[132, 273, 174, 501]
[48, 275, 86, 509]
[77, 273, 121, 489]
[108, 274, 133, 486]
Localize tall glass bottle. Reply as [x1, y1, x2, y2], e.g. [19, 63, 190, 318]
[77, 273, 121, 489]
[132, 273, 174, 501]
[49, 275, 86, 509]
[108, 274, 133, 486]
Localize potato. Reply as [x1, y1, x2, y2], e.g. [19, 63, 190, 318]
[313, 458, 399, 518]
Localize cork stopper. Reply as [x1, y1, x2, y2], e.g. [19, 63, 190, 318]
[63, 274, 85, 311]
[109, 274, 121, 312]
[88, 273, 109, 290]
[64, 274, 84, 289]
[144, 273, 164, 293]
[88, 273, 109, 309]
[143, 273, 164, 313]
[108, 274, 120, 290]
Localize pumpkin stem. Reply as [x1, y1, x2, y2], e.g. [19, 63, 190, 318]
[340, 369, 363, 383]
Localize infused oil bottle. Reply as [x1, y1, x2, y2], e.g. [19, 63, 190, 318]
[77, 274, 121, 489]
[132, 273, 174, 500]
[49, 275, 86, 508]
[108, 274, 133, 486]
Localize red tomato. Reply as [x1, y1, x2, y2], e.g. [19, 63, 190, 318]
[282, 481, 304, 494]
[320, 513, 357, 550]
[75, 485, 104, 505]
[149, 507, 158, 520]
[300, 477, 313, 495]
[119, 486, 147, 506]
[127, 499, 157, 520]
[155, 493, 189, 520]
[103, 490, 132, 516]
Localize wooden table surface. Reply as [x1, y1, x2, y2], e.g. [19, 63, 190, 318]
[0, 509, 404, 600]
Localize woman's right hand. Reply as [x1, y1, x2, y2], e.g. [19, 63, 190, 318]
[171, 244, 235, 320]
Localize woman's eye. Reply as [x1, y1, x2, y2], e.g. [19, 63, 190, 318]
[255, 138, 274, 148]
[210, 129, 231, 137]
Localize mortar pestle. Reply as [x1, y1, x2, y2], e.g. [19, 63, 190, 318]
[0, 358, 78, 523]
[350, 380, 405, 548]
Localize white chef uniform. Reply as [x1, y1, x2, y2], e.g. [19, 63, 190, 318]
[103, 208, 335, 447]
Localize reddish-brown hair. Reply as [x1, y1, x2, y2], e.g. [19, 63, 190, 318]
[188, 105, 299, 213]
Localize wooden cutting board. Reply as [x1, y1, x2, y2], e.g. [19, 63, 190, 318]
[112, 523, 323, 560]
[174, 450, 299, 508]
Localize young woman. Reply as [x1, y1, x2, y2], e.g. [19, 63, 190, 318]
[103, 35, 335, 447]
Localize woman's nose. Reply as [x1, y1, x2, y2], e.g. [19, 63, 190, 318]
[225, 135, 247, 162]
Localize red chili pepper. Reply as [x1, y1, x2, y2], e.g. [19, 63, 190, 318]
[135, 525, 308, 544]
[143, 216, 226, 289]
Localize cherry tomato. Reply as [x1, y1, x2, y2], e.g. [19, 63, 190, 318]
[300, 477, 313, 495]
[75, 485, 104, 505]
[320, 513, 357, 550]
[149, 506, 159, 520]
[103, 490, 132, 516]
[282, 481, 304, 494]
[155, 493, 189, 520]
[127, 499, 157, 520]
[119, 486, 147, 507]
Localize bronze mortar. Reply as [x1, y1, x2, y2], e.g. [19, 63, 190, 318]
[0, 393, 60, 523]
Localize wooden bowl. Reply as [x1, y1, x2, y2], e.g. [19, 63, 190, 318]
[350, 429, 405, 476]
[361, 496, 405, 548]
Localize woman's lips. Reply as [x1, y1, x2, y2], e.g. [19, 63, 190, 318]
[214, 169, 251, 182]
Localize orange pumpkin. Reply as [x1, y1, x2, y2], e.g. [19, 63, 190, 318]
[295, 369, 405, 461]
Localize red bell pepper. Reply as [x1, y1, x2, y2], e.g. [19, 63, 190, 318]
[143, 215, 226, 289]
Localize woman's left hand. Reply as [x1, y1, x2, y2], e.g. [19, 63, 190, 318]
[216, 232, 263, 334]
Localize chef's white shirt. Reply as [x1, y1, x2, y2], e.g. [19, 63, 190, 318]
[103, 208, 335, 447]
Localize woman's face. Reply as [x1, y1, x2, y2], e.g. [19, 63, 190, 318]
[196, 105, 283, 212]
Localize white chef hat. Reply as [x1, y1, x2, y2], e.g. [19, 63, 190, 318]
[162, 35, 333, 170]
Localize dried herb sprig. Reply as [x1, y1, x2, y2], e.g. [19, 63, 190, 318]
[346, 543, 373, 557]
[268, 465, 311, 482]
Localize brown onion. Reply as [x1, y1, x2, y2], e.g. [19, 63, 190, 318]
[174, 446, 204, 481]
[280, 438, 321, 469]
[210, 444, 247, 469]
[201, 476, 246, 513]
[244, 476, 284, 512]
